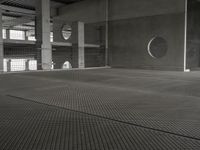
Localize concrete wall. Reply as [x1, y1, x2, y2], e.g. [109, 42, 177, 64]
[85, 47, 105, 67]
[52, 46, 72, 69]
[109, 0, 184, 20]
[56, 0, 186, 70]
[109, 0, 185, 70]
[58, 0, 106, 23]
[54, 0, 106, 45]
[186, 0, 200, 70]
[53, 0, 106, 68]
[109, 13, 185, 70]
[53, 20, 104, 45]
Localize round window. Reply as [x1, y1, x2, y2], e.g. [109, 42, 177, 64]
[62, 61, 72, 69]
[147, 37, 168, 58]
[62, 24, 72, 40]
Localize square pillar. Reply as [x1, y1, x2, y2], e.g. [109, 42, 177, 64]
[25, 59, 30, 71]
[25, 31, 29, 41]
[6, 29, 9, 40]
[0, 8, 3, 72]
[35, 0, 52, 70]
[7, 59, 11, 72]
[72, 21, 85, 69]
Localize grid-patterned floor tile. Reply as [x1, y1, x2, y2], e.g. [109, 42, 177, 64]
[1, 95, 200, 150]
[8, 74, 200, 139]
[2, 69, 200, 149]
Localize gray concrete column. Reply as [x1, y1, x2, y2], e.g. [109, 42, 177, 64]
[7, 59, 11, 72]
[25, 59, 30, 71]
[6, 29, 9, 39]
[72, 21, 85, 69]
[105, 0, 109, 66]
[36, 0, 52, 70]
[0, 8, 3, 72]
[25, 31, 29, 41]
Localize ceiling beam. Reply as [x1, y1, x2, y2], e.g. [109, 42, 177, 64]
[51, 0, 82, 5]
[0, 5, 35, 16]
[3, 16, 33, 29]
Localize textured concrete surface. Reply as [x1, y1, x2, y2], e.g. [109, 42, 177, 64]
[56, 0, 186, 70]
[109, 13, 185, 70]
[1, 68, 200, 149]
[187, 0, 200, 69]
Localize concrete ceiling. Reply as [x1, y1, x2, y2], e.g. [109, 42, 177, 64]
[0, 0, 84, 21]
[0, 0, 84, 32]
[0, 0, 82, 31]
[0, 0, 82, 10]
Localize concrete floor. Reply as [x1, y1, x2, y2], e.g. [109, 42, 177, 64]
[1, 68, 200, 149]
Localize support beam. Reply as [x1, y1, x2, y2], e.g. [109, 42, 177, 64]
[0, 7, 3, 72]
[51, 0, 82, 5]
[105, 0, 109, 66]
[0, 5, 35, 16]
[3, 16, 33, 29]
[6, 29, 9, 39]
[36, 0, 52, 70]
[184, 0, 190, 72]
[25, 31, 29, 41]
[25, 60, 30, 71]
[72, 21, 85, 69]
[7, 59, 11, 72]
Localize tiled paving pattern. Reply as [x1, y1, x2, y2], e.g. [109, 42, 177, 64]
[1, 68, 200, 149]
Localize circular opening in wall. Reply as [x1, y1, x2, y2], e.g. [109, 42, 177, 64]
[147, 37, 168, 59]
[62, 61, 72, 69]
[62, 24, 72, 40]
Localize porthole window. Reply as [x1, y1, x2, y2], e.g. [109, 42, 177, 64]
[147, 37, 168, 59]
[62, 24, 72, 40]
[62, 61, 72, 69]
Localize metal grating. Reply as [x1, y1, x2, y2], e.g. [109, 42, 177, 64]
[5, 69, 200, 140]
[1, 68, 200, 148]
[1, 95, 200, 150]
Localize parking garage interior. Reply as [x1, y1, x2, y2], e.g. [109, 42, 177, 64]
[1, 0, 200, 149]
